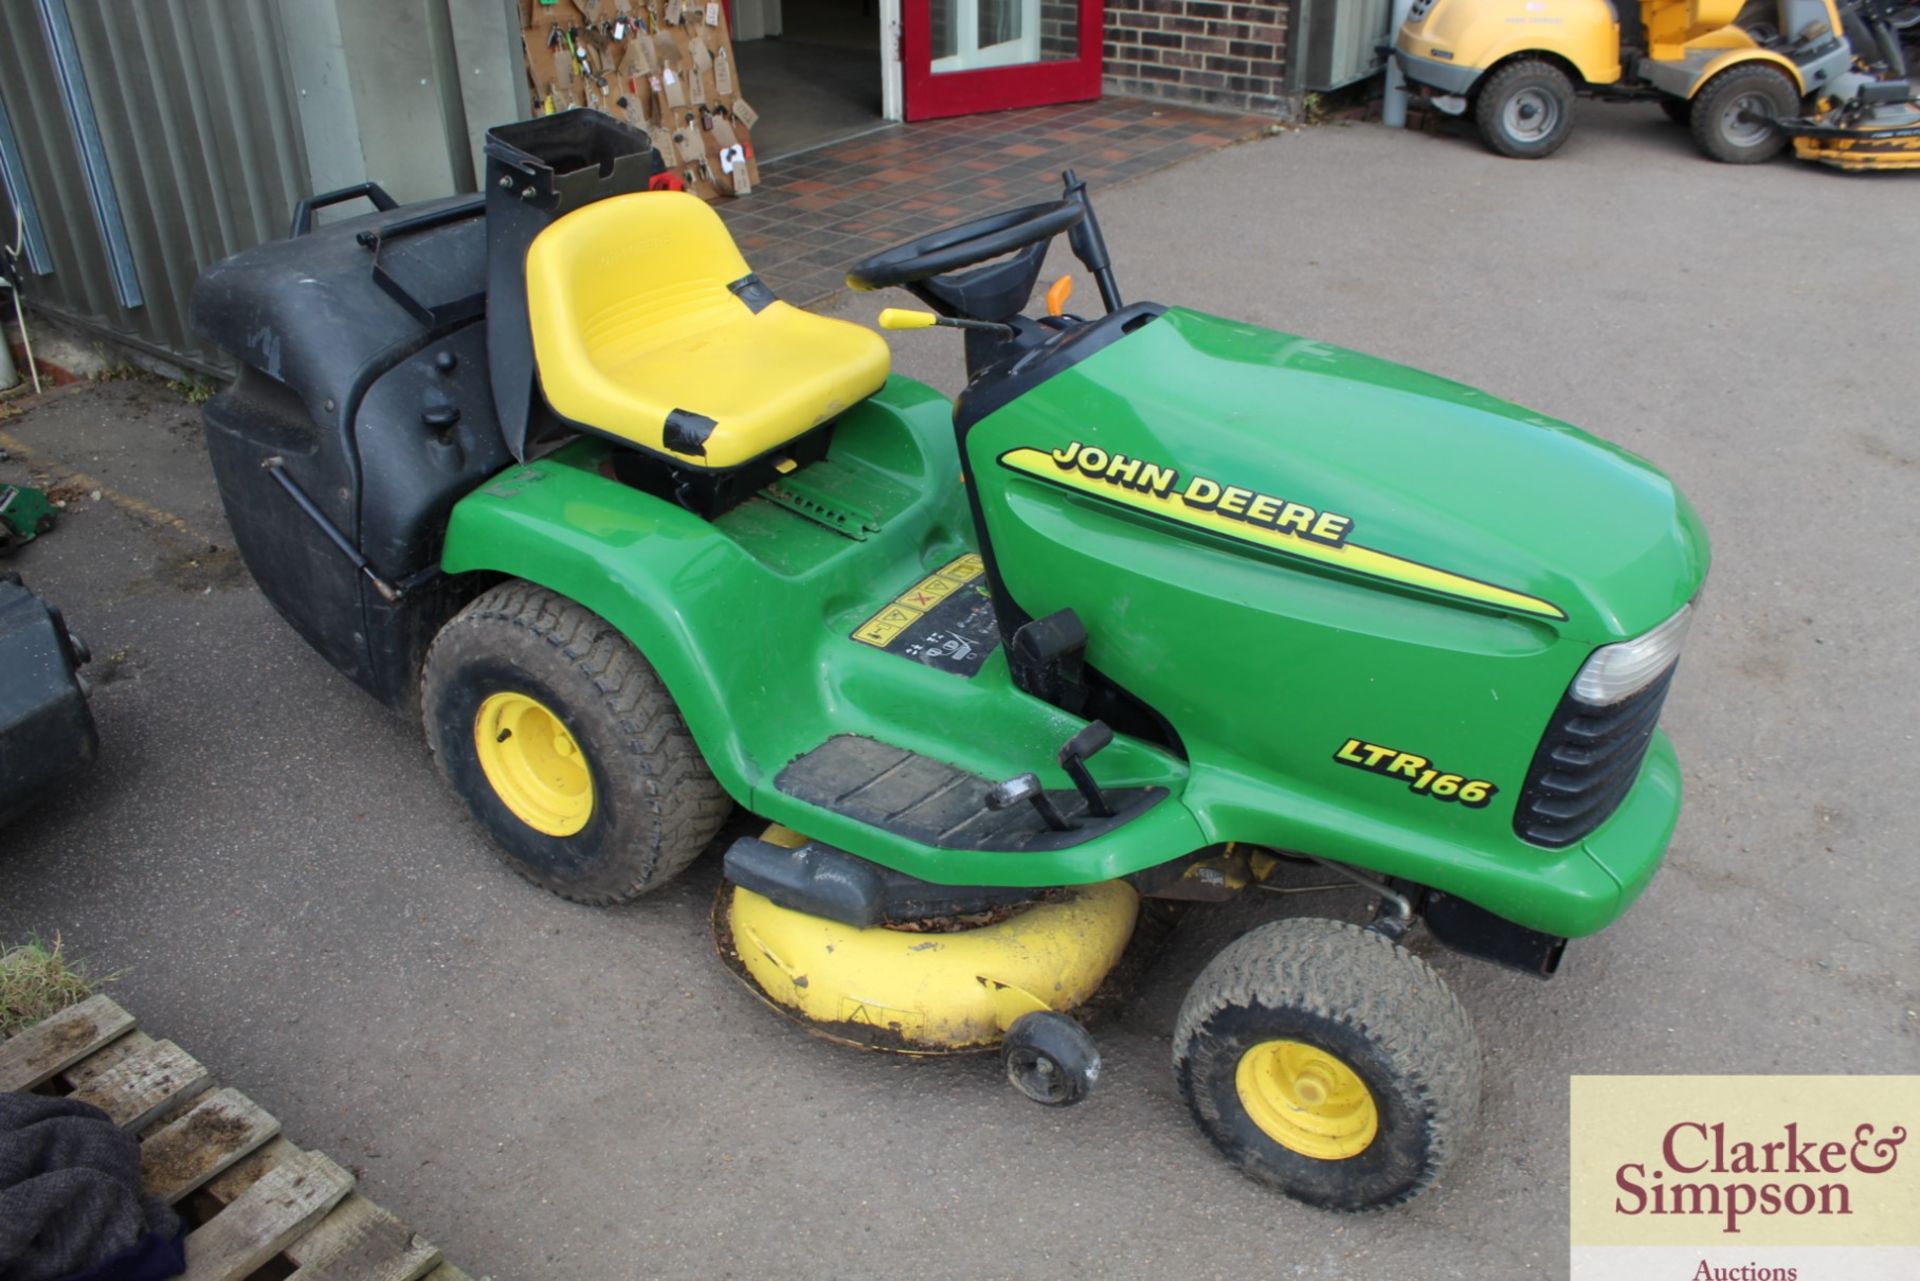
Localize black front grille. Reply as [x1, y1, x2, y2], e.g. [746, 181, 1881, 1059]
[1513, 665, 1677, 848]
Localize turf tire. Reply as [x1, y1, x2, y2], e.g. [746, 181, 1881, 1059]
[1689, 63, 1798, 163]
[1173, 918, 1481, 1210]
[1474, 59, 1577, 159]
[422, 580, 731, 904]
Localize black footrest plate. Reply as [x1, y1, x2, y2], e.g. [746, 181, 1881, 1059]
[774, 733, 1164, 853]
[723, 835, 1042, 928]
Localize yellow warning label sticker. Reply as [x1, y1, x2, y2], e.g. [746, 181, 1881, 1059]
[852, 553, 985, 648]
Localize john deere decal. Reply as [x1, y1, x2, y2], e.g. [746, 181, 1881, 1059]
[999, 442, 1566, 621]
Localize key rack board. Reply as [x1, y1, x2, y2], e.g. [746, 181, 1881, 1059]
[520, 0, 762, 199]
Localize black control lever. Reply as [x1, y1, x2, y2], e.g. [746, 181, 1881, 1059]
[1057, 721, 1115, 818]
[986, 772, 1073, 832]
[1061, 169, 1122, 315]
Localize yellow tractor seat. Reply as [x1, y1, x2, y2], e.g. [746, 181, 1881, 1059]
[525, 191, 890, 471]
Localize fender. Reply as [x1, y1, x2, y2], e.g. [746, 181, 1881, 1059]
[1689, 49, 1807, 96]
[1404, 0, 1626, 87]
[1480, 39, 1623, 88]
[440, 454, 762, 800]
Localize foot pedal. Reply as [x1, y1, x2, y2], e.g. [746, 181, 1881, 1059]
[1057, 720, 1114, 818]
[1009, 608, 1087, 713]
[985, 772, 1073, 831]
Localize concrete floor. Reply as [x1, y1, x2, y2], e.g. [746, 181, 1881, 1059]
[2, 103, 1916, 1279]
[734, 0, 883, 161]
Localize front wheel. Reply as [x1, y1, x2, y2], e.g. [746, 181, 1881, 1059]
[1173, 918, 1481, 1210]
[421, 580, 732, 904]
[1689, 64, 1799, 163]
[1474, 59, 1577, 159]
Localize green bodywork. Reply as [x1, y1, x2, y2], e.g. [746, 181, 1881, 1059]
[442, 307, 1708, 940]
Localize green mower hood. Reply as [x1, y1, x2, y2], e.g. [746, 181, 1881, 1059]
[986, 307, 1708, 643]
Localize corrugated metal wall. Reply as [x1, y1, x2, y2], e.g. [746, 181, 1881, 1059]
[0, 0, 309, 372]
[1291, 0, 1397, 93]
[0, 0, 522, 375]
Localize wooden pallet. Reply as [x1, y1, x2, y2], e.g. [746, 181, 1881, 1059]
[0, 994, 481, 1281]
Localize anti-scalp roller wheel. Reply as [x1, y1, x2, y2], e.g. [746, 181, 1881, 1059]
[1003, 1010, 1100, 1106]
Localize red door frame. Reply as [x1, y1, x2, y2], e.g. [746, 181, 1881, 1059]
[901, 0, 1104, 122]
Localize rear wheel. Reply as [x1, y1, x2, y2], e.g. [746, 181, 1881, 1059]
[1690, 63, 1799, 162]
[422, 580, 731, 903]
[1474, 59, 1577, 158]
[1174, 918, 1480, 1209]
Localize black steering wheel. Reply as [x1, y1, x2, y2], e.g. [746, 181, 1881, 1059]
[845, 199, 1084, 291]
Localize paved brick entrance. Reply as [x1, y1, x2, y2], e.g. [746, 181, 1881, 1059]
[719, 97, 1266, 306]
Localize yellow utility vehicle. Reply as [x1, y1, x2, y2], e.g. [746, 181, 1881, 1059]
[1394, 0, 1920, 167]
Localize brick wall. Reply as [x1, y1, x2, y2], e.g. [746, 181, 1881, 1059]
[1040, 0, 1079, 61]
[1102, 0, 1293, 117]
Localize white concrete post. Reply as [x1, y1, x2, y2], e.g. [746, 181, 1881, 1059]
[1382, 0, 1416, 128]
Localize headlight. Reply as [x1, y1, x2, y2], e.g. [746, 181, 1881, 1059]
[1570, 604, 1693, 706]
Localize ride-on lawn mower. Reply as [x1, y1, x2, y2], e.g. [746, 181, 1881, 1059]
[191, 111, 1708, 1209]
[1394, 0, 1920, 168]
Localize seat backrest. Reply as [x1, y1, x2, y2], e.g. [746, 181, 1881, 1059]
[526, 192, 752, 369]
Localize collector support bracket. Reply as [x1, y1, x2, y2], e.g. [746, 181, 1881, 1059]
[260, 457, 439, 604]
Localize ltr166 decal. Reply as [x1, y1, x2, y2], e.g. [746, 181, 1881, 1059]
[1334, 738, 1498, 808]
[998, 442, 1565, 621]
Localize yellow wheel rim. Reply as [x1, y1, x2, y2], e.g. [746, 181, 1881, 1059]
[1235, 1039, 1379, 1161]
[473, 692, 593, 837]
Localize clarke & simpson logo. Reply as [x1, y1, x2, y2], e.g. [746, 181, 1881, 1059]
[1614, 1119, 1907, 1235]
[1570, 1077, 1920, 1281]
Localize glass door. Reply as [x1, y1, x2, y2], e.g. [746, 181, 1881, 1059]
[902, 0, 1102, 121]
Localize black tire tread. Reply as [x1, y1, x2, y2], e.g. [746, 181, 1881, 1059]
[1474, 58, 1577, 159]
[1173, 918, 1481, 1209]
[422, 580, 731, 904]
[1689, 63, 1797, 163]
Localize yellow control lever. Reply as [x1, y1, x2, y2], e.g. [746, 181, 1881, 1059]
[877, 307, 1016, 337]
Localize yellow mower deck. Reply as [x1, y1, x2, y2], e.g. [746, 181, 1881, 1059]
[713, 878, 1140, 1054]
[1789, 124, 1920, 170]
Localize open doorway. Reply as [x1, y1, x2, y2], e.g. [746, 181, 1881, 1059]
[731, 0, 890, 161]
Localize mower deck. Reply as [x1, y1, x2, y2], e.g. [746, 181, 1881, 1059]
[1783, 111, 1920, 168]
[713, 874, 1141, 1054]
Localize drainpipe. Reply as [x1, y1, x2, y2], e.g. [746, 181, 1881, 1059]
[1382, 0, 1416, 128]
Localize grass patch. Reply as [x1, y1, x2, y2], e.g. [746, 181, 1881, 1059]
[0, 935, 106, 1038]
[169, 376, 216, 406]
